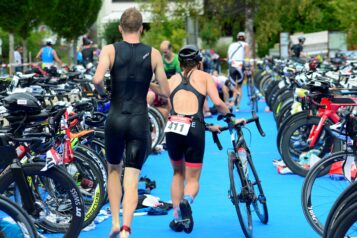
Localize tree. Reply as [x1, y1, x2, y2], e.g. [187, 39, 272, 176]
[140, 0, 186, 51]
[16, 0, 57, 65]
[199, 19, 221, 48]
[102, 20, 122, 44]
[0, 0, 28, 73]
[330, 0, 357, 48]
[46, 0, 102, 63]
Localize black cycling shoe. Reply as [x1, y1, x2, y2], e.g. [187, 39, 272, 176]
[169, 219, 184, 232]
[179, 199, 194, 233]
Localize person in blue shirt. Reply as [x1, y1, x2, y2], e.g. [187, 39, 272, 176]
[36, 39, 63, 68]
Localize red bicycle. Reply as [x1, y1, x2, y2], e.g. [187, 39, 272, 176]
[280, 90, 357, 176]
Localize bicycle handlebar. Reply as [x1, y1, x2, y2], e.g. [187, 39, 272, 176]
[210, 116, 265, 150]
[310, 97, 327, 109]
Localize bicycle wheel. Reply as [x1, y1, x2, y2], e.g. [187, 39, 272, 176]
[0, 163, 84, 237]
[228, 152, 252, 238]
[246, 150, 268, 224]
[74, 144, 108, 204]
[0, 195, 37, 238]
[148, 110, 162, 150]
[68, 152, 105, 228]
[280, 116, 341, 176]
[301, 151, 354, 235]
[324, 182, 357, 237]
[149, 106, 166, 144]
[326, 202, 357, 238]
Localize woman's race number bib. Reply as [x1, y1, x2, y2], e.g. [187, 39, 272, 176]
[164, 115, 192, 136]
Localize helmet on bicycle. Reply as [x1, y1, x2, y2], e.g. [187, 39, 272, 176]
[178, 45, 202, 63]
[2, 93, 42, 115]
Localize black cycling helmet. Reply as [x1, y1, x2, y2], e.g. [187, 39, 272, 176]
[178, 45, 202, 63]
[3, 93, 43, 114]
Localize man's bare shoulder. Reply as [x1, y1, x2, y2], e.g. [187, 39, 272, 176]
[151, 48, 160, 57]
[102, 44, 115, 54]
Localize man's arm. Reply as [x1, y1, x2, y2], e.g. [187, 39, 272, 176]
[93, 45, 112, 96]
[151, 48, 170, 98]
[52, 50, 63, 65]
[36, 49, 42, 60]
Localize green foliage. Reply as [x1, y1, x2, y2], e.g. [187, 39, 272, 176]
[199, 19, 221, 48]
[140, 0, 187, 51]
[46, 0, 102, 40]
[0, 0, 28, 33]
[27, 31, 48, 61]
[102, 20, 122, 44]
[0, 28, 9, 59]
[330, 0, 357, 48]
[254, 0, 356, 56]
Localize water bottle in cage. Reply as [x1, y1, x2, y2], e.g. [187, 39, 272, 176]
[238, 147, 248, 177]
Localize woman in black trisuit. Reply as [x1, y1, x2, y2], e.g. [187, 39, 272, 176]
[165, 45, 245, 234]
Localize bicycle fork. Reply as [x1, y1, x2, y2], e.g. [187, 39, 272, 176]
[10, 159, 39, 217]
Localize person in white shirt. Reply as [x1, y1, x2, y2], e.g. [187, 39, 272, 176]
[14, 46, 23, 73]
[227, 32, 251, 111]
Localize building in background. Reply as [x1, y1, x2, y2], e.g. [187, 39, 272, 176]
[95, 0, 203, 46]
[273, 31, 348, 58]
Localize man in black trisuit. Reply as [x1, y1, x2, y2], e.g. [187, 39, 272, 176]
[93, 8, 170, 238]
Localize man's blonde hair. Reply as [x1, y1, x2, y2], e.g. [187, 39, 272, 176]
[120, 8, 143, 33]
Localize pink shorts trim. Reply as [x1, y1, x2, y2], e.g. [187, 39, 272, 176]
[185, 162, 203, 168]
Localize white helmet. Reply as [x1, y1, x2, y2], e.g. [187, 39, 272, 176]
[237, 32, 245, 38]
[45, 38, 53, 46]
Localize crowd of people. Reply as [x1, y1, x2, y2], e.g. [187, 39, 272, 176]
[92, 7, 246, 238]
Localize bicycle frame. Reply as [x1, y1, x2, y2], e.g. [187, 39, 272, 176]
[308, 97, 357, 147]
[0, 145, 38, 216]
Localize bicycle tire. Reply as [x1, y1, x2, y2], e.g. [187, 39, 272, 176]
[271, 90, 293, 119]
[74, 145, 108, 205]
[149, 107, 166, 145]
[264, 80, 280, 103]
[301, 151, 353, 235]
[280, 116, 341, 176]
[326, 201, 357, 238]
[247, 76, 259, 113]
[258, 75, 273, 97]
[228, 152, 253, 238]
[69, 152, 105, 228]
[276, 100, 293, 128]
[0, 163, 84, 237]
[277, 111, 309, 154]
[253, 70, 265, 89]
[0, 195, 37, 238]
[324, 182, 357, 237]
[246, 149, 268, 224]
[148, 110, 162, 150]
[268, 85, 288, 111]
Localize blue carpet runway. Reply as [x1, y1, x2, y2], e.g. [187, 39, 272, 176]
[48, 89, 321, 238]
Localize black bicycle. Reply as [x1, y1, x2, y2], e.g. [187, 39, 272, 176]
[246, 64, 259, 113]
[0, 135, 85, 238]
[210, 113, 268, 238]
[0, 195, 39, 238]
